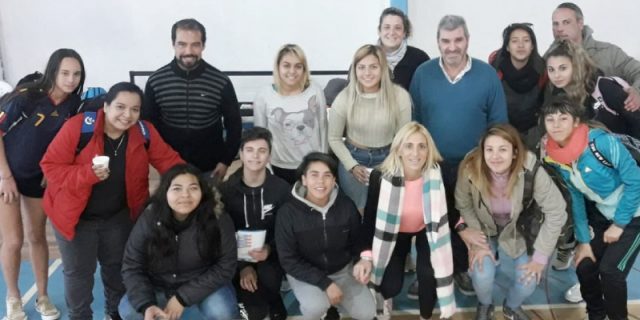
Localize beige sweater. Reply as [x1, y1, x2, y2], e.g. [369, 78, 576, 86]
[328, 85, 412, 170]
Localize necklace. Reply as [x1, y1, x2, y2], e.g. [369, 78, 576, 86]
[106, 134, 125, 157]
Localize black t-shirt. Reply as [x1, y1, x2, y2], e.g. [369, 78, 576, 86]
[81, 133, 128, 220]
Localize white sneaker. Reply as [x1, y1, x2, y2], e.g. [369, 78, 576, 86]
[374, 292, 392, 320]
[3, 297, 26, 320]
[564, 283, 583, 303]
[35, 296, 60, 320]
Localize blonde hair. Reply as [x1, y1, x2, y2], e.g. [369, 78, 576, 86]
[344, 44, 401, 128]
[545, 40, 597, 107]
[379, 122, 442, 177]
[273, 44, 310, 94]
[458, 124, 527, 198]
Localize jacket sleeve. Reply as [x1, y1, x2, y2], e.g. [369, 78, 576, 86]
[596, 134, 640, 228]
[314, 88, 329, 153]
[275, 204, 332, 290]
[599, 78, 640, 127]
[145, 122, 184, 174]
[347, 198, 364, 259]
[40, 117, 100, 194]
[360, 170, 382, 251]
[121, 209, 158, 312]
[176, 213, 238, 306]
[454, 173, 485, 235]
[0, 94, 28, 134]
[327, 92, 357, 170]
[531, 167, 568, 257]
[486, 71, 509, 126]
[220, 81, 242, 166]
[608, 44, 640, 91]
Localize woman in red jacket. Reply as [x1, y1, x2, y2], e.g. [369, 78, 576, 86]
[40, 82, 183, 320]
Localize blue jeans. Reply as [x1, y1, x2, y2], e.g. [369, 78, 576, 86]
[118, 284, 238, 320]
[337, 141, 389, 209]
[469, 238, 537, 308]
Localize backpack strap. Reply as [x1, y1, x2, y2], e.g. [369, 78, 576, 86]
[76, 112, 97, 154]
[76, 112, 150, 154]
[522, 161, 541, 209]
[136, 120, 150, 150]
[588, 139, 613, 168]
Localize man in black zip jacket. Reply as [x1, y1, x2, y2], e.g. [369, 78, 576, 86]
[220, 127, 290, 320]
[143, 18, 241, 183]
[275, 152, 375, 320]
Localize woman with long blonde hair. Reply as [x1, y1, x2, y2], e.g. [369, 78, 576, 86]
[328, 44, 411, 212]
[253, 44, 327, 184]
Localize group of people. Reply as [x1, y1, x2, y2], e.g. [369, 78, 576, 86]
[1, 2, 640, 320]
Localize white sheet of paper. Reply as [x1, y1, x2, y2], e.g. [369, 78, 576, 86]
[236, 230, 267, 262]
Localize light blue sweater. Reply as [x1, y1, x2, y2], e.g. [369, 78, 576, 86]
[410, 58, 508, 162]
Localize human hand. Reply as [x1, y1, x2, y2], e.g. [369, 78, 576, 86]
[211, 163, 228, 182]
[144, 305, 168, 320]
[325, 282, 343, 305]
[248, 245, 270, 262]
[163, 296, 184, 320]
[352, 259, 373, 284]
[92, 164, 110, 181]
[458, 228, 489, 250]
[0, 175, 18, 204]
[518, 260, 545, 285]
[624, 87, 640, 111]
[350, 165, 370, 185]
[469, 248, 495, 272]
[603, 224, 623, 243]
[239, 266, 258, 292]
[574, 243, 596, 266]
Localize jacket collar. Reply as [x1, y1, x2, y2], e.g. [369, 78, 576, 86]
[170, 58, 207, 80]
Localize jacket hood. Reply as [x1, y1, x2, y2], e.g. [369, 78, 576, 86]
[291, 181, 338, 214]
[582, 25, 595, 43]
[225, 168, 281, 195]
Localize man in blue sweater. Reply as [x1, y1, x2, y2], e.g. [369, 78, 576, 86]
[410, 14, 508, 296]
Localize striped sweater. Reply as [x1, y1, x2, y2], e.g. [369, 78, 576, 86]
[143, 59, 241, 171]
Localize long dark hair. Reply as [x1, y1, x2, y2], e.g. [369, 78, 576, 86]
[3, 49, 85, 104]
[146, 164, 222, 265]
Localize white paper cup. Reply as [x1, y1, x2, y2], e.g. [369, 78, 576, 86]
[92, 156, 110, 168]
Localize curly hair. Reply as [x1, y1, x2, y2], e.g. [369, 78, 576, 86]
[545, 40, 597, 107]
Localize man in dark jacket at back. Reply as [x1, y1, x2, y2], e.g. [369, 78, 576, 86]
[143, 18, 242, 184]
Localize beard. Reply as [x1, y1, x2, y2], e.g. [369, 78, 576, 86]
[177, 55, 201, 70]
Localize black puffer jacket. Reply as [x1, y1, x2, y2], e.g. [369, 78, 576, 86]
[275, 182, 363, 290]
[121, 203, 237, 312]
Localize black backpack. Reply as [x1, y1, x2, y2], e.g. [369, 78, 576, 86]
[516, 161, 574, 255]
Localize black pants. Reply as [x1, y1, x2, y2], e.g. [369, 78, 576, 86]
[378, 230, 437, 319]
[577, 213, 640, 320]
[55, 210, 132, 320]
[441, 160, 469, 273]
[235, 256, 286, 320]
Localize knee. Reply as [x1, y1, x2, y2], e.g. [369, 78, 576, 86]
[300, 302, 331, 320]
[1, 236, 24, 253]
[118, 295, 142, 320]
[470, 258, 496, 281]
[348, 300, 376, 320]
[576, 258, 598, 276]
[25, 229, 46, 246]
[200, 285, 239, 320]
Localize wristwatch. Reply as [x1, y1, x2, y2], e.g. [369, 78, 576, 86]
[455, 222, 468, 233]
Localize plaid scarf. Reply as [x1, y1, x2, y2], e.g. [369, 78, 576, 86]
[371, 165, 456, 318]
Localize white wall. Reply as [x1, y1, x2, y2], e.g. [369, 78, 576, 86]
[1, 0, 639, 90]
[0, 0, 388, 88]
[408, 0, 640, 64]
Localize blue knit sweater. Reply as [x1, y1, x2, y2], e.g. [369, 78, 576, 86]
[410, 58, 508, 162]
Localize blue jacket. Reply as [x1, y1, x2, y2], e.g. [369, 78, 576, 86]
[545, 128, 640, 243]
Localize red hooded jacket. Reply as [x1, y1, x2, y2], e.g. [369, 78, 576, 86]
[41, 109, 184, 240]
